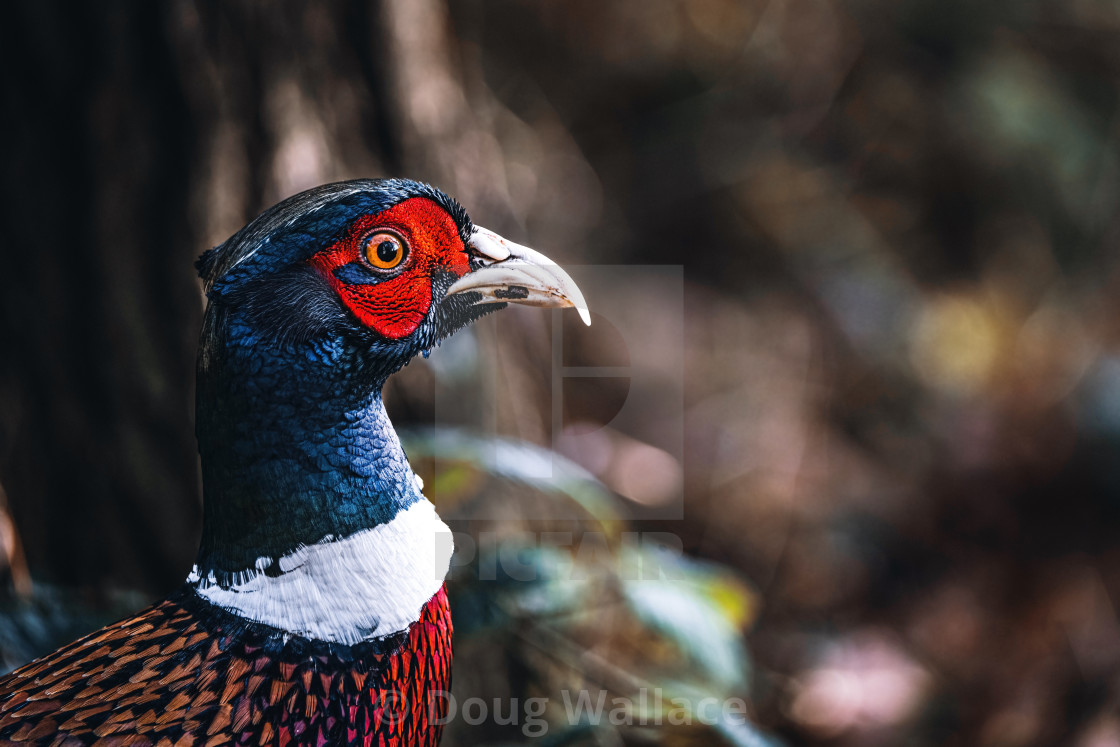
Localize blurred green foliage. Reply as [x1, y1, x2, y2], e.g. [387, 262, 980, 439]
[406, 430, 770, 745]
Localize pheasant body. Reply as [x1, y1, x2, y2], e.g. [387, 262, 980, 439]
[0, 587, 451, 745]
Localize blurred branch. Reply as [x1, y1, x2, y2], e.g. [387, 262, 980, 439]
[379, 0, 514, 218]
[0, 484, 30, 598]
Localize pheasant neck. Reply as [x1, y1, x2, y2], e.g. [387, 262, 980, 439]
[188, 328, 452, 643]
[193, 329, 424, 580]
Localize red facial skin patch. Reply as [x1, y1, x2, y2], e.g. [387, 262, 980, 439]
[308, 198, 472, 339]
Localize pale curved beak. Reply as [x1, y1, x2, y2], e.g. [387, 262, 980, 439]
[445, 226, 591, 326]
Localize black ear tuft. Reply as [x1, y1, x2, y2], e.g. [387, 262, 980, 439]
[196, 247, 220, 281]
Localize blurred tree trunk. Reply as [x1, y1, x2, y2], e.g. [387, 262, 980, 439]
[0, 0, 507, 593]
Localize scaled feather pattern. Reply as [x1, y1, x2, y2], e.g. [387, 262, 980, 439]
[0, 586, 452, 746]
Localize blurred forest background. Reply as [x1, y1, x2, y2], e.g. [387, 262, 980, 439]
[4, 0, 1120, 745]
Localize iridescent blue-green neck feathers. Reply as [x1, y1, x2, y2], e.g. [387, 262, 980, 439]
[191, 180, 480, 580]
[194, 324, 423, 578]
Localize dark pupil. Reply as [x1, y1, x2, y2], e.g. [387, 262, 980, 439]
[376, 240, 398, 263]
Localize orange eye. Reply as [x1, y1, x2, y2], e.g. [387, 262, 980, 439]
[361, 231, 408, 271]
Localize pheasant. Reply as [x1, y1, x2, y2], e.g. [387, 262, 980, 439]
[0, 179, 589, 745]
